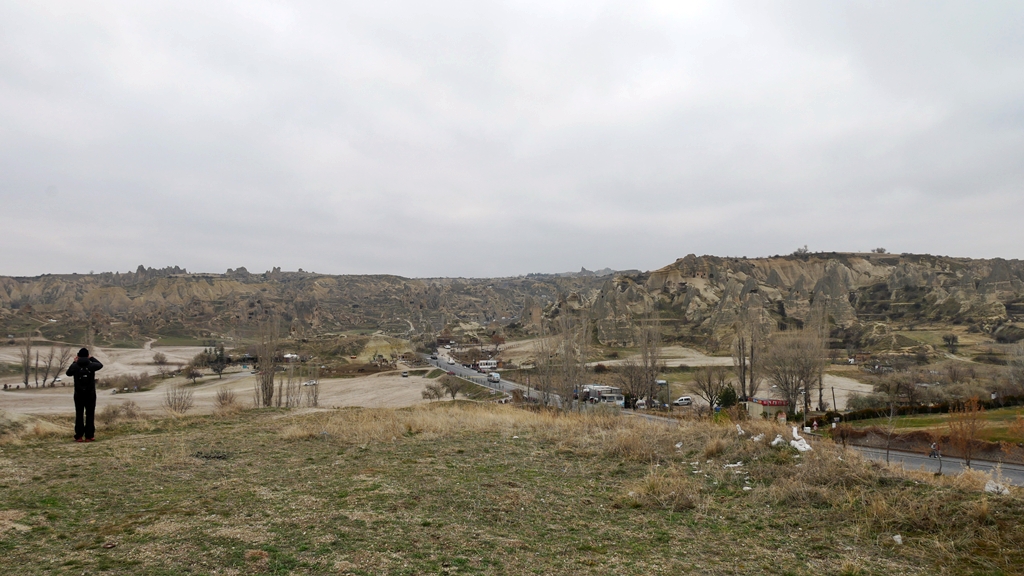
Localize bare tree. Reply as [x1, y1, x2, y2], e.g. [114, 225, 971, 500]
[153, 352, 168, 365]
[948, 396, 985, 469]
[615, 357, 646, 406]
[806, 301, 830, 412]
[762, 330, 820, 414]
[533, 330, 556, 407]
[1009, 343, 1024, 394]
[689, 366, 732, 410]
[51, 346, 73, 386]
[18, 334, 32, 387]
[253, 320, 278, 407]
[555, 314, 590, 411]
[303, 364, 320, 407]
[876, 375, 902, 464]
[440, 375, 466, 400]
[635, 312, 662, 407]
[733, 329, 748, 400]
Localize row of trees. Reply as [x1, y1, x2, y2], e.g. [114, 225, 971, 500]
[16, 337, 75, 388]
[251, 321, 319, 409]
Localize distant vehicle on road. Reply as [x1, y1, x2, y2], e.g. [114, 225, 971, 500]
[487, 372, 501, 383]
[447, 358, 456, 365]
[444, 344, 451, 349]
[478, 360, 498, 371]
[673, 396, 693, 406]
[430, 354, 438, 360]
[401, 371, 409, 377]
[446, 370, 455, 375]
[302, 380, 318, 386]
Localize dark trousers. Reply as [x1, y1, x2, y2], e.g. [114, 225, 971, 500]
[74, 388, 96, 439]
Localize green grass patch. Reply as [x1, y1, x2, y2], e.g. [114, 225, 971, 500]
[425, 369, 444, 379]
[1, 405, 1021, 575]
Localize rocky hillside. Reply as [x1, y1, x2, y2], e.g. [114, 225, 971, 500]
[3, 254, 1023, 351]
[575, 253, 1024, 348]
[0, 266, 609, 347]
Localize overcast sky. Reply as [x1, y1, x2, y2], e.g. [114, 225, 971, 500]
[2, 1, 1023, 278]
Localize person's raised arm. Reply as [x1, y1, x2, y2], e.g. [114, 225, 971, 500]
[89, 358, 103, 371]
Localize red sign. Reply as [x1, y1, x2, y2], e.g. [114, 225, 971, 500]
[753, 398, 788, 406]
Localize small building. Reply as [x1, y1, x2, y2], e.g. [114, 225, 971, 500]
[745, 398, 789, 420]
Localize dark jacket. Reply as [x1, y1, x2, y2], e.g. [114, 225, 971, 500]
[67, 357, 103, 391]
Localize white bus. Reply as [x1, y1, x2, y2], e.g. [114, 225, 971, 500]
[478, 360, 498, 371]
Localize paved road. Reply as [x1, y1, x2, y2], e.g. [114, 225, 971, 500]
[421, 353, 556, 404]
[851, 445, 1024, 486]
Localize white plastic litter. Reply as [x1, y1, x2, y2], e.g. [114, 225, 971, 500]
[770, 434, 787, 447]
[985, 481, 1011, 496]
[892, 534, 903, 545]
[790, 438, 813, 452]
[675, 442, 683, 449]
[790, 426, 813, 452]
[750, 433, 764, 442]
[724, 461, 743, 468]
[736, 424, 746, 436]
[743, 486, 752, 491]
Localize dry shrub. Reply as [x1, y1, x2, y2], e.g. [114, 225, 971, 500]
[163, 384, 194, 415]
[121, 400, 142, 420]
[214, 387, 242, 416]
[99, 404, 122, 428]
[703, 437, 728, 459]
[622, 465, 701, 511]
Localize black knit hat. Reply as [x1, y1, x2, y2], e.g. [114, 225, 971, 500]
[78, 348, 89, 358]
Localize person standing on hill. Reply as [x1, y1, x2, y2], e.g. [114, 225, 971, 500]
[66, 348, 103, 442]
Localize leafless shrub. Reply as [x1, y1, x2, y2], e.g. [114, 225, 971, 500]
[422, 382, 444, 401]
[153, 352, 168, 365]
[163, 383, 194, 415]
[99, 404, 122, 428]
[120, 400, 141, 420]
[215, 387, 237, 409]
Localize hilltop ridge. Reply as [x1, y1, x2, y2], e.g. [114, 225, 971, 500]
[2, 253, 1022, 350]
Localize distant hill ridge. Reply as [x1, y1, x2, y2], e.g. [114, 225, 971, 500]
[2, 254, 1023, 348]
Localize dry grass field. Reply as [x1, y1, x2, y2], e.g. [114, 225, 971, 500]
[1, 403, 1021, 575]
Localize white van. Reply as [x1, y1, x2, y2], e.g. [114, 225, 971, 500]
[487, 372, 501, 383]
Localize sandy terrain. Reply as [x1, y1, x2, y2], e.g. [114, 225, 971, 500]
[0, 368, 432, 418]
[0, 343, 209, 382]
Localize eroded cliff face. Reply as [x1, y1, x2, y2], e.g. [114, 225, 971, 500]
[577, 253, 1024, 345]
[3, 255, 1023, 348]
[0, 267, 608, 345]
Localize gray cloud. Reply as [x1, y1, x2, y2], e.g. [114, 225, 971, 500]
[2, 1, 1022, 277]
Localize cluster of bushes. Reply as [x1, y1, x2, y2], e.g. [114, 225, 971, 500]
[97, 372, 152, 391]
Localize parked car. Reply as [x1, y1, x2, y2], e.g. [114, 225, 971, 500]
[673, 396, 693, 406]
[446, 370, 455, 375]
[401, 371, 409, 377]
[430, 354, 438, 360]
[447, 358, 456, 365]
[302, 380, 318, 386]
